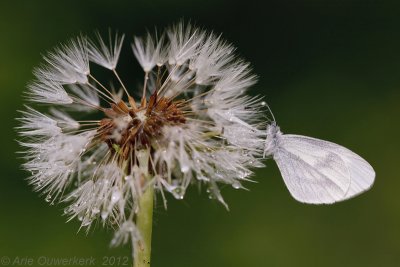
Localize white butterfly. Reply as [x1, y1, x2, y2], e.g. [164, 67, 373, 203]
[264, 122, 375, 204]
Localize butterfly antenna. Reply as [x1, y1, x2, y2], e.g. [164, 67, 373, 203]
[265, 102, 276, 123]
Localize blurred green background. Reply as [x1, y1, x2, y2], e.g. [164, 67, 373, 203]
[1, 0, 399, 266]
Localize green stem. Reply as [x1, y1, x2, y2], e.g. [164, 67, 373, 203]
[134, 182, 154, 267]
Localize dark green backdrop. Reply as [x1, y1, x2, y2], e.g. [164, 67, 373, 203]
[1, 1, 399, 266]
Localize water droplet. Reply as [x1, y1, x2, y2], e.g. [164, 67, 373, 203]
[64, 207, 73, 214]
[180, 164, 189, 173]
[124, 175, 132, 181]
[92, 207, 100, 214]
[101, 211, 108, 220]
[232, 182, 241, 189]
[197, 175, 209, 181]
[45, 195, 52, 202]
[261, 101, 266, 106]
[239, 171, 250, 179]
[171, 186, 185, 200]
[111, 189, 121, 203]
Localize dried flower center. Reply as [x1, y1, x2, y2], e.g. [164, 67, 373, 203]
[98, 90, 186, 159]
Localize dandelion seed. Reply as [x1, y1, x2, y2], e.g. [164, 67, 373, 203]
[88, 30, 125, 70]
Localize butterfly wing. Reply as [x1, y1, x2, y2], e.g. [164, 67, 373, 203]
[274, 134, 374, 204]
[327, 139, 375, 200]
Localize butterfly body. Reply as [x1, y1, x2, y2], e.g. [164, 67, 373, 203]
[264, 122, 282, 158]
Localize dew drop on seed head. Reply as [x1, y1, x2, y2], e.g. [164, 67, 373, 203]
[126, 225, 134, 232]
[171, 186, 185, 200]
[232, 182, 241, 189]
[101, 211, 108, 220]
[111, 189, 121, 203]
[45, 195, 52, 202]
[180, 164, 189, 173]
[64, 207, 72, 214]
[239, 171, 250, 179]
[92, 207, 100, 214]
[197, 175, 209, 182]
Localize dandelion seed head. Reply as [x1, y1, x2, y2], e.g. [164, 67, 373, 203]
[18, 22, 266, 248]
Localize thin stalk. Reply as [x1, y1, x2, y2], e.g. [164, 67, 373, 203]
[113, 69, 130, 98]
[133, 148, 154, 267]
[142, 72, 149, 100]
[133, 183, 154, 267]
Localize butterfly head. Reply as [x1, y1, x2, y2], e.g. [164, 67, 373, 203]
[263, 122, 282, 158]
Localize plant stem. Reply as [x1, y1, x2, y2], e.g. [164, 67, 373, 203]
[133, 182, 154, 267]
